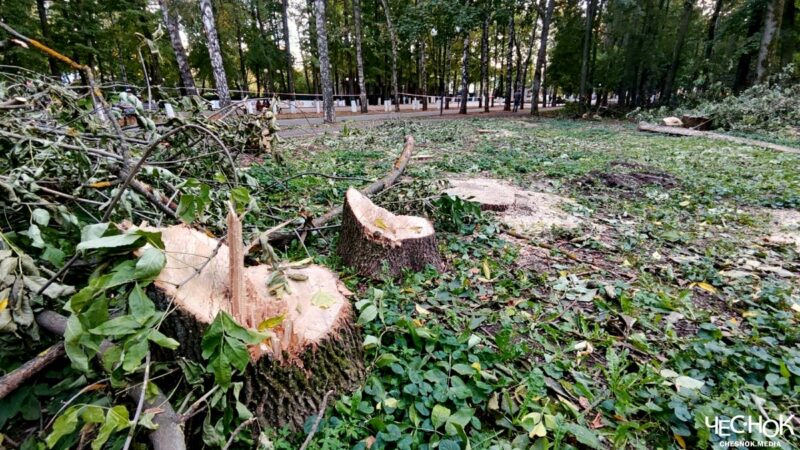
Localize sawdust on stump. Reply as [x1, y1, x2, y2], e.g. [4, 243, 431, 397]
[132, 224, 365, 430]
[338, 188, 444, 277]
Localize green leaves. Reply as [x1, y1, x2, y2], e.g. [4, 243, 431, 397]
[201, 311, 265, 389]
[431, 404, 451, 429]
[134, 247, 166, 280]
[45, 404, 130, 450]
[177, 180, 211, 223]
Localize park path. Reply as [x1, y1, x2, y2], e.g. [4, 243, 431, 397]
[276, 105, 561, 137]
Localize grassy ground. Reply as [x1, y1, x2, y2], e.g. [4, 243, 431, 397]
[247, 117, 800, 450]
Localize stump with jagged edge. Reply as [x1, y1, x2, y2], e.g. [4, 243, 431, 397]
[136, 224, 365, 430]
[338, 188, 444, 278]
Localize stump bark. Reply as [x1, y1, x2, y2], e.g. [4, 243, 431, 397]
[338, 188, 444, 278]
[136, 224, 365, 430]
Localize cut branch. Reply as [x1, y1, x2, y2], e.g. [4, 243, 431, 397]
[637, 122, 800, 154]
[0, 341, 65, 400]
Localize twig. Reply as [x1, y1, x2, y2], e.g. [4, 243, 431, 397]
[122, 352, 151, 450]
[298, 390, 335, 450]
[0, 342, 65, 399]
[222, 417, 257, 450]
[179, 385, 220, 422]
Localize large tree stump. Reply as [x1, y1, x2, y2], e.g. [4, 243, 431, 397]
[136, 224, 365, 430]
[338, 187, 444, 277]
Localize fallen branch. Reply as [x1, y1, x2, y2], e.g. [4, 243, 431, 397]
[222, 417, 257, 450]
[35, 311, 186, 450]
[260, 135, 415, 247]
[637, 122, 800, 154]
[0, 341, 65, 400]
[298, 390, 335, 450]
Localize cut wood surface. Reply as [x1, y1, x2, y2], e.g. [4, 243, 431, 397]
[638, 122, 800, 154]
[137, 224, 365, 428]
[338, 187, 444, 277]
[262, 135, 416, 247]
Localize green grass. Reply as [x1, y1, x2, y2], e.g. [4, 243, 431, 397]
[255, 118, 800, 449]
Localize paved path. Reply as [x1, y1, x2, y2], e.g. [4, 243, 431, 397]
[277, 105, 561, 137]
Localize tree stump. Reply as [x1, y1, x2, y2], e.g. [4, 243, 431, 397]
[661, 117, 683, 127]
[338, 188, 444, 278]
[137, 224, 365, 430]
[681, 115, 712, 130]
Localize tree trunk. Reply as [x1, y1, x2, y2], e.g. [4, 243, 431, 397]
[281, 0, 296, 99]
[704, 0, 723, 60]
[480, 17, 490, 112]
[339, 189, 444, 278]
[756, 0, 785, 83]
[353, 0, 368, 111]
[379, 0, 401, 112]
[159, 0, 197, 96]
[420, 41, 428, 110]
[314, 0, 335, 122]
[733, 5, 765, 92]
[35, 0, 59, 76]
[519, 7, 539, 110]
[200, 0, 231, 106]
[779, 0, 795, 68]
[142, 225, 365, 430]
[458, 34, 470, 114]
[662, 0, 694, 104]
[503, 12, 515, 111]
[531, 0, 554, 115]
[234, 11, 248, 94]
[579, 0, 597, 114]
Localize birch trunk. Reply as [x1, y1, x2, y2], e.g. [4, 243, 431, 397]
[353, 0, 368, 111]
[503, 12, 515, 111]
[379, 0, 401, 112]
[531, 0, 553, 115]
[200, 0, 231, 106]
[459, 33, 469, 114]
[160, 0, 197, 95]
[756, 0, 785, 83]
[480, 17, 490, 112]
[281, 0, 296, 99]
[314, 0, 335, 122]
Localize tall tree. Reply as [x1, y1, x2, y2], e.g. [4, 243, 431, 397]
[35, 0, 59, 76]
[281, 0, 296, 99]
[199, 0, 231, 106]
[420, 41, 428, 110]
[459, 32, 469, 114]
[159, 0, 197, 95]
[518, 7, 539, 110]
[314, 0, 335, 122]
[578, 0, 597, 114]
[379, 0, 401, 112]
[480, 16, 490, 112]
[531, 0, 554, 115]
[503, 9, 516, 111]
[662, 0, 695, 104]
[756, 0, 785, 83]
[353, 0, 368, 111]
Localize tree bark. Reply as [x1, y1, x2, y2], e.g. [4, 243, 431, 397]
[199, 0, 231, 106]
[531, 0, 554, 115]
[459, 33, 470, 114]
[420, 41, 428, 110]
[480, 17, 490, 112]
[662, 0, 695, 104]
[519, 7, 539, 110]
[579, 0, 597, 114]
[353, 0, 368, 111]
[756, 0, 785, 83]
[281, 0, 296, 99]
[314, 0, 335, 122]
[159, 0, 197, 96]
[503, 12, 516, 111]
[733, 4, 765, 92]
[35, 0, 59, 76]
[379, 0, 401, 112]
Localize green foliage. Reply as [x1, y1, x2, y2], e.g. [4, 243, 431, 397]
[201, 311, 266, 389]
[433, 194, 483, 234]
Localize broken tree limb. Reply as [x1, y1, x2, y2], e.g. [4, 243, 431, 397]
[260, 135, 416, 248]
[33, 310, 186, 450]
[0, 341, 65, 400]
[338, 188, 444, 277]
[637, 122, 800, 154]
[140, 224, 365, 429]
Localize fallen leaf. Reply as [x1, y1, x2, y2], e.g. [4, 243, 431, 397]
[311, 290, 337, 309]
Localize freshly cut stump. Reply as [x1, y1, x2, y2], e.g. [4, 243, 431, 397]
[444, 178, 517, 211]
[338, 188, 444, 277]
[134, 224, 365, 430]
